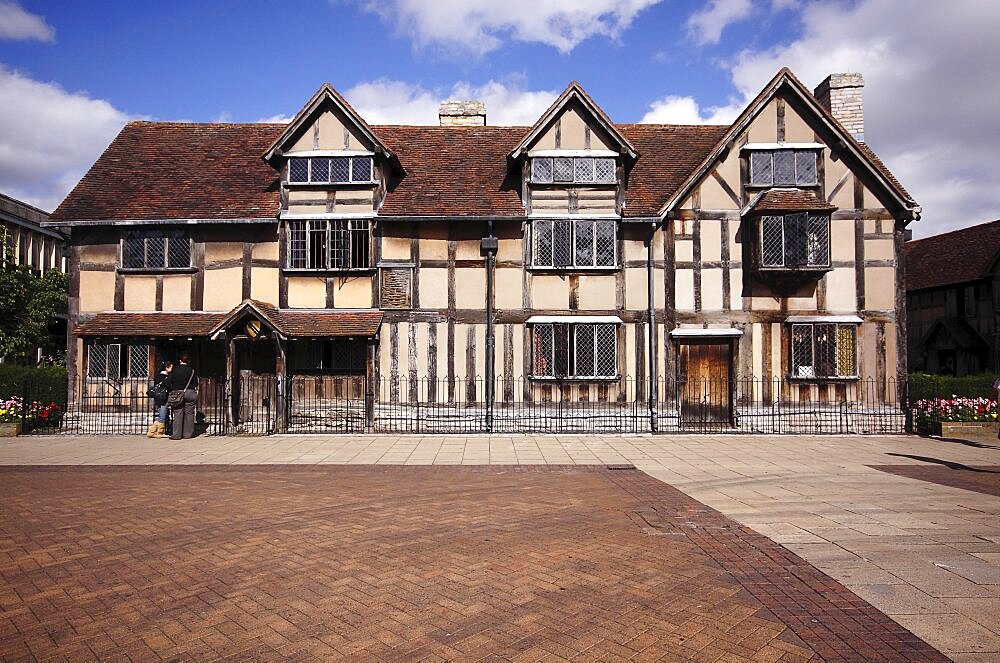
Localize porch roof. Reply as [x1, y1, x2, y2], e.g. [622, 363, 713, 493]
[75, 307, 384, 338]
[74, 312, 227, 337]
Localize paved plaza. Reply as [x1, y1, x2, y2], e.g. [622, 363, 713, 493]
[1, 432, 998, 660]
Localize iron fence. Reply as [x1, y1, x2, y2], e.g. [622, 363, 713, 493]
[8, 373, 906, 436]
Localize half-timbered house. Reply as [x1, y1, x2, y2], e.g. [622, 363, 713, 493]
[47, 68, 919, 434]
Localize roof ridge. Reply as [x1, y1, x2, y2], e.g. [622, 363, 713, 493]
[906, 219, 1000, 244]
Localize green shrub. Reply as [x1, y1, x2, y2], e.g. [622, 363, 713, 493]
[0, 364, 67, 406]
[908, 373, 998, 402]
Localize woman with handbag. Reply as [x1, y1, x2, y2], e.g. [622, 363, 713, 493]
[146, 362, 172, 438]
[167, 353, 198, 440]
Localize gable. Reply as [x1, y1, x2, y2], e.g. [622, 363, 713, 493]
[287, 108, 375, 153]
[511, 82, 637, 160]
[262, 83, 395, 167]
[661, 68, 917, 220]
[527, 103, 616, 152]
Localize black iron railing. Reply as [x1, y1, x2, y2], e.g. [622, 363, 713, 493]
[9, 374, 906, 436]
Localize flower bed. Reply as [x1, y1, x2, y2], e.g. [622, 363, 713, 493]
[913, 396, 998, 434]
[0, 396, 63, 429]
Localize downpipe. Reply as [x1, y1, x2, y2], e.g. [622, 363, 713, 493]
[482, 221, 498, 432]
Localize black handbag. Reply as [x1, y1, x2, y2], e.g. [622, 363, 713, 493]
[147, 383, 168, 401]
[167, 371, 195, 408]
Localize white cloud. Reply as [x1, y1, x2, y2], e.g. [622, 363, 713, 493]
[686, 0, 753, 45]
[342, 78, 559, 126]
[640, 94, 739, 124]
[0, 1, 54, 42]
[653, 0, 1000, 237]
[0, 65, 132, 212]
[355, 0, 661, 55]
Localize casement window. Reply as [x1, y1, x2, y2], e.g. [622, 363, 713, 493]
[289, 339, 366, 374]
[533, 219, 616, 268]
[531, 157, 616, 184]
[760, 213, 830, 268]
[87, 342, 149, 380]
[790, 323, 857, 378]
[286, 219, 371, 270]
[287, 156, 374, 184]
[749, 149, 818, 187]
[531, 323, 618, 379]
[121, 231, 191, 270]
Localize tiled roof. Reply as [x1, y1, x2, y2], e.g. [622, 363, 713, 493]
[377, 126, 525, 217]
[50, 119, 898, 222]
[905, 219, 1000, 291]
[858, 143, 913, 203]
[74, 308, 383, 337]
[74, 312, 227, 336]
[51, 122, 284, 221]
[618, 124, 730, 217]
[275, 310, 382, 337]
[746, 189, 837, 214]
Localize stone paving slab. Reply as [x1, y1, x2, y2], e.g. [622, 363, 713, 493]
[2, 432, 999, 658]
[0, 466, 945, 661]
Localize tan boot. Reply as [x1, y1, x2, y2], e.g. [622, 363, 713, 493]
[146, 422, 158, 438]
[151, 421, 168, 438]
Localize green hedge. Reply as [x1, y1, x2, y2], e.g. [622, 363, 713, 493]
[908, 373, 998, 402]
[0, 364, 67, 406]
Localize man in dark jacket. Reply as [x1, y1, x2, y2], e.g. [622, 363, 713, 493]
[168, 354, 198, 439]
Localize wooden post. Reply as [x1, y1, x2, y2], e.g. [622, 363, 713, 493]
[274, 336, 287, 433]
[365, 340, 376, 430]
[225, 336, 236, 430]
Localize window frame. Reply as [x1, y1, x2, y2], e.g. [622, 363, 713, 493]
[789, 323, 858, 380]
[530, 156, 617, 184]
[758, 213, 831, 270]
[119, 230, 193, 272]
[286, 155, 376, 185]
[87, 341, 150, 381]
[747, 148, 821, 187]
[530, 322, 619, 380]
[285, 218, 373, 272]
[531, 219, 618, 270]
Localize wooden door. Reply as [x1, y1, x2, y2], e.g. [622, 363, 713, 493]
[679, 342, 732, 427]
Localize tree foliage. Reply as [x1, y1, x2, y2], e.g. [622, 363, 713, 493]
[0, 235, 68, 360]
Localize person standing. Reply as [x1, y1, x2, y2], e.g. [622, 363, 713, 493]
[168, 353, 198, 440]
[147, 361, 172, 438]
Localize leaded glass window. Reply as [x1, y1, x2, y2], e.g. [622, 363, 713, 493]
[532, 219, 617, 268]
[748, 149, 819, 187]
[759, 214, 830, 268]
[531, 322, 618, 379]
[287, 156, 374, 184]
[285, 219, 371, 270]
[532, 156, 618, 184]
[87, 342, 149, 380]
[790, 323, 858, 379]
[121, 231, 190, 270]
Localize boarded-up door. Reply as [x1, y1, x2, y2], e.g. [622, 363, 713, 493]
[678, 342, 732, 427]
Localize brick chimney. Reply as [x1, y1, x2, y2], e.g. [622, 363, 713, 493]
[438, 100, 486, 126]
[814, 73, 864, 142]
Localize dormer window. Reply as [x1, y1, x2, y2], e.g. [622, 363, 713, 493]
[748, 148, 819, 187]
[531, 157, 616, 184]
[287, 156, 374, 184]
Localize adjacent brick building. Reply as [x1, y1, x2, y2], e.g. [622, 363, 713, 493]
[906, 220, 1000, 376]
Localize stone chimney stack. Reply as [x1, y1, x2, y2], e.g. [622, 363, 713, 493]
[814, 73, 865, 142]
[439, 100, 486, 127]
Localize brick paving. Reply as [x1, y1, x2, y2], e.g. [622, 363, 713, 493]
[870, 465, 1000, 497]
[0, 465, 946, 662]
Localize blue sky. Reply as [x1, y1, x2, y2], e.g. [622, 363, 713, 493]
[1, 1, 999, 238]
